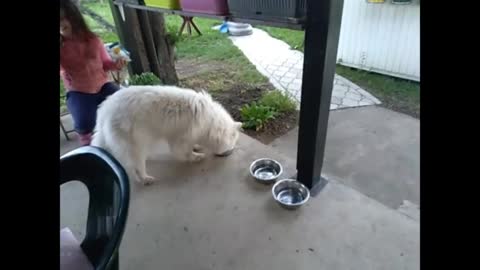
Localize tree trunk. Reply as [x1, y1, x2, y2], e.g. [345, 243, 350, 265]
[148, 12, 179, 85]
[108, 1, 178, 85]
[137, 10, 164, 80]
[124, 7, 151, 73]
[108, 0, 147, 75]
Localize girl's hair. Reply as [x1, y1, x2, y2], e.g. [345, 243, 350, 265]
[60, 0, 96, 42]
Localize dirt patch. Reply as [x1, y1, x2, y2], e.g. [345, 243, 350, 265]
[215, 86, 298, 144]
[179, 62, 298, 144]
[211, 84, 266, 120]
[176, 59, 227, 80]
[378, 99, 420, 119]
[243, 111, 298, 144]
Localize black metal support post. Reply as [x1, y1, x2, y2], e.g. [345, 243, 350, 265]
[296, 0, 344, 195]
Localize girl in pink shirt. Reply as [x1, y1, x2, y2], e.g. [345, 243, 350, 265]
[60, 0, 126, 145]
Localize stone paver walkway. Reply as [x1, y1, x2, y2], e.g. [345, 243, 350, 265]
[229, 28, 381, 110]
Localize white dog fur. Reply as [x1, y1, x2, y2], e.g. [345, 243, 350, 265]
[91, 85, 242, 185]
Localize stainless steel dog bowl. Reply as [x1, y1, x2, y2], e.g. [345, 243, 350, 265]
[249, 158, 283, 184]
[272, 179, 310, 210]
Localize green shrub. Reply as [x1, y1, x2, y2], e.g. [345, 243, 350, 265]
[240, 102, 277, 131]
[259, 90, 296, 113]
[129, 72, 162, 85]
[60, 80, 66, 110]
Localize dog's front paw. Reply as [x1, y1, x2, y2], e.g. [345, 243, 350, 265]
[135, 170, 157, 186]
[189, 151, 206, 162]
[193, 144, 205, 153]
[141, 175, 156, 186]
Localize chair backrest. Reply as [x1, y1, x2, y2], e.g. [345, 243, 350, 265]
[60, 146, 130, 270]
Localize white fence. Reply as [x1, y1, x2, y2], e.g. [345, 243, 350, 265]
[337, 0, 420, 81]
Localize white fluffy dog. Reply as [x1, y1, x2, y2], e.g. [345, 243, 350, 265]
[91, 85, 242, 185]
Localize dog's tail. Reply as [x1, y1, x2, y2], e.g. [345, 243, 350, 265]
[197, 89, 213, 102]
[92, 124, 139, 183]
[91, 131, 107, 149]
[91, 124, 126, 163]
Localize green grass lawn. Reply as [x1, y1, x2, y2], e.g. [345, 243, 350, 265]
[258, 26, 305, 51]
[82, 2, 118, 43]
[60, 80, 66, 112]
[336, 66, 420, 117]
[83, 1, 115, 24]
[258, 26, 420, 117]
[165, 16, 268, 86]
[82, 2, 265, 85]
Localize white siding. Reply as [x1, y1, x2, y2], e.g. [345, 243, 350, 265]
[337, 0, 420, 81]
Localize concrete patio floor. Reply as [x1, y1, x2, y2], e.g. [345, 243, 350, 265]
[270, 106, 420, 214]
[61, 116, 419, 270]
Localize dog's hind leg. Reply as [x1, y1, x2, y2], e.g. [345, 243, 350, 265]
[128, 142, 156, 185]
[112, 133, 156, 185]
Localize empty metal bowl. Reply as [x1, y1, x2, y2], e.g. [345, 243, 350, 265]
[272, 179, 310, 210]
[249, 158, 283, 184]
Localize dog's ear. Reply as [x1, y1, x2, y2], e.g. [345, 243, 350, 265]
[234, 122, 243, 130]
